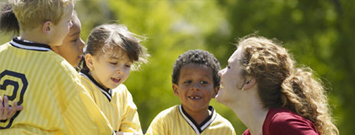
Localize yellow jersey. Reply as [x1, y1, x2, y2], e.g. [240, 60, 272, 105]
[146, 105, 236, 135]
[0, 38, 113, 135]
[80, 72, 142, 134]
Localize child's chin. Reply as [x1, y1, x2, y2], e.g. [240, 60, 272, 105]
[110, 84, 121, 89]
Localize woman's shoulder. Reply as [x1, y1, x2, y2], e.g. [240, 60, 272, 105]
[264, 108, 319, 135]
[268, 108, 308, 122]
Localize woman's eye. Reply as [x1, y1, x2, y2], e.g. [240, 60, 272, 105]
[227, 65, 231, 69]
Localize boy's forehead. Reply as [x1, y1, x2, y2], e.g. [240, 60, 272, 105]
[179, 63, 213, 76]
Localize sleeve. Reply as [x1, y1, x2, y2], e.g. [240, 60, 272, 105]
[119, 87, 143, 134]
[59, 66, 114, 135]
[242, 129, 251, 135]
[145, 112, 169, 135]
[268, 114, 319, 135]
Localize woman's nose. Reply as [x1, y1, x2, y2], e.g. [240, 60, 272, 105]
[218, 69, 224, 77]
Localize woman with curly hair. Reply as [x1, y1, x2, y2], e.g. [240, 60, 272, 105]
[216, 35, 339, 135]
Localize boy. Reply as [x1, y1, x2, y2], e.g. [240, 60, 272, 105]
[146, 50, 236, 135]
[0, 0, 113, 134]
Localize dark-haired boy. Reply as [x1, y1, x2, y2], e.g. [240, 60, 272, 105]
[146, 50, 236, 135]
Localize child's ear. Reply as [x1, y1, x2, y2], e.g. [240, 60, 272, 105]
[85, 54, 94, 71]
[42, 21, 52, 35]
[172, 84, 179, 96]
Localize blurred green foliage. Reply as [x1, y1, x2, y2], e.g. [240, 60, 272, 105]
[1, 0, 354, 134]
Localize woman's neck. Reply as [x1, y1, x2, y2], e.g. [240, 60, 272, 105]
[228, 90, 269, 135]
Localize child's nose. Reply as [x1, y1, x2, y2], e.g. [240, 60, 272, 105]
[116, 67, 124, 75]
[116, 69, 121, 74]
[191, 82, 201, 90]
[79, 39, 85, 54]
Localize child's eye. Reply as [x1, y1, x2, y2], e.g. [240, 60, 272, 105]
[200, 81, 208, 84]
[110, 62, 118, 65]
[184, 80, 192, 84]
[125, 64, 131, 68]
[72, 38, 78, 43]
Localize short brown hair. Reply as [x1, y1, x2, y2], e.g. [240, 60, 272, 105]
[81, 24, 149, 72]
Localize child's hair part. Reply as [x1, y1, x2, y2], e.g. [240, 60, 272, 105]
[9, 0, 74, 31]
[172, 49, 221, 88]
[81, 24, 149, 72]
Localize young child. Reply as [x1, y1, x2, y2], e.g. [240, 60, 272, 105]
[0, 0, 113, 134]
[1, 5, 142, 135]
[0, 4, 85, 67]
[79, 24, 149, 134]
[51, 11, 85, 67]
[146, 50, 236, 135]
[0, 5, 85, 120]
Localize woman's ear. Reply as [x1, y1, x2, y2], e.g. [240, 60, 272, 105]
[242, 77, 256, 90]
[42, 21, 52, 35]
[85, 54, 94, 71]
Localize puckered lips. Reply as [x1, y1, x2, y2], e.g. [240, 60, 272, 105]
[219, 81, 224, 91]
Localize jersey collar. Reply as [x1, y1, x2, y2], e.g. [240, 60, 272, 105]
[178, 105, 217, 134]
[10, 37, 51, 51]
[79, 71, 112, 102]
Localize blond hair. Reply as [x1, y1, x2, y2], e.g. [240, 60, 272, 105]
[9, 0, 74, 31]
[237, 35, 339, 135]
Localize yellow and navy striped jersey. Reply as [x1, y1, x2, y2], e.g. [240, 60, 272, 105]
[146, 105, 236, 135]
[80, 72, 142, 134]
[0, 38, 113, 135]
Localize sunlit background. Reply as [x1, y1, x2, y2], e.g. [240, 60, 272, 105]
[1, 0, 354, 134]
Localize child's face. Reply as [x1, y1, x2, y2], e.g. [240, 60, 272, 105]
[87, 49, 132, 89]
[52, 14, 84, 67]
[50, 3, 74, 46]
[173, 63, 218, 114]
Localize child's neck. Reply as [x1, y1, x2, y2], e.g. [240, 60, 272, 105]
[20, 29, 50, 45]
[184, 106, 211, 125]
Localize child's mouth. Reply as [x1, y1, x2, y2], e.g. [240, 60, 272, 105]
[188, 96, 202, 100]
[111, 77, 121, 83]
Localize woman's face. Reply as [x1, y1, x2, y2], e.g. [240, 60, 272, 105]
[216, 47, 245, 104]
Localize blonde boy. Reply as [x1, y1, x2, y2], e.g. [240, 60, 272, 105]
[0, 0, 113, 134]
